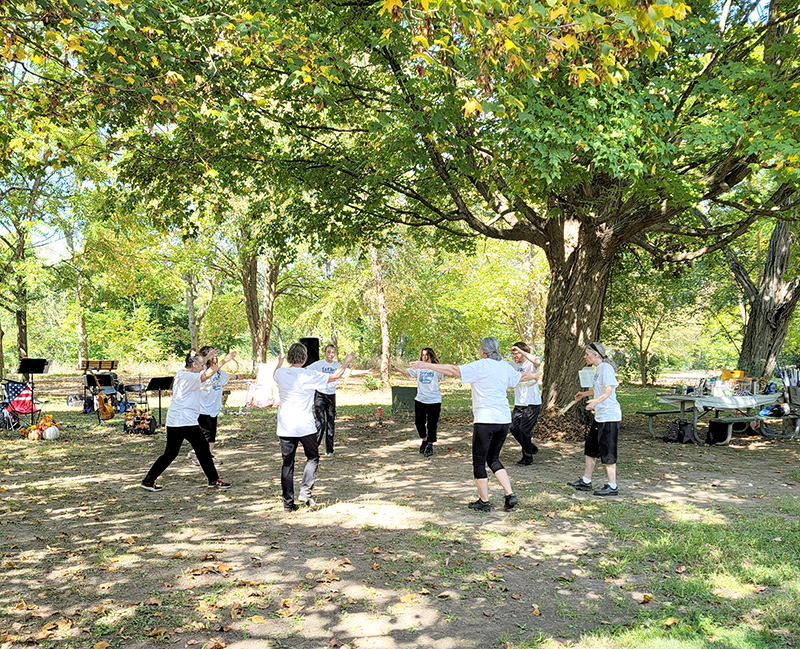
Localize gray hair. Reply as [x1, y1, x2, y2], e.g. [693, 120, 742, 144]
[587, 342, 617, 370]
[480, 337, 502, 361]
[287, 342, 308, 366]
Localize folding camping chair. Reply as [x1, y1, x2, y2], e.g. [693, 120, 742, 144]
[1, 379, 38, 431]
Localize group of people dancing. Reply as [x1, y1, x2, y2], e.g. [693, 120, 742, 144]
[140, 337, 622, 512]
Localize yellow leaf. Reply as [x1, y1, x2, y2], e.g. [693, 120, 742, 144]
[664, 617, 679, 626]
[94, 642, 111, 649]
[243, 55, 251, 66]
[381, 28, 392, 40]
[420, 0, 429, 10]
[147, 628, 168, 637]
[248, 615, 267, 624]
[378, 0, 403, 16]
[107, 46, 116, 55]
[462, 98, 482, 118]
[151, 95, 167, 104]
[562, 34, 579, 50]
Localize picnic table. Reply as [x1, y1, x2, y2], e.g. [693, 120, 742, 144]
[656, 394, 778, 444]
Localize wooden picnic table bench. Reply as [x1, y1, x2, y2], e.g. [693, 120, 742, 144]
[635, 409, 682, 436]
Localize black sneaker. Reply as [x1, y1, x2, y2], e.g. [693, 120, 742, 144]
[468, 498, 491, 512]
[298, 494, 316, 507]
[504, 493, 519, 511]
[593, 484, 619, 497]
[284, 503, 298, 513]
[140, 481, 163, 492]
[419, 440, 427, 453]
[207, 479, 231, 489]
[423, 444, 434, 457]
[567, 478, 592, 491]
[516, 459, 532, 466]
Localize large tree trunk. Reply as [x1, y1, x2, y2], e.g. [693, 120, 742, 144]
[731, 220, 800, 377]
[15, 293, 28, 361]
[0, 319, 4, 379]
[185, 271, 199, 351]
[240, 255, 280, 370]
[540, 219, 617, 408]
[369, 245, 391, 388]
[76, 282, 89, 363]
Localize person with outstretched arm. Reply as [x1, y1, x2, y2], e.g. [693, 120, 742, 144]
[411, 337, 538, 512]
[141, 350, 236, 492]
[274, 343, 355, 512]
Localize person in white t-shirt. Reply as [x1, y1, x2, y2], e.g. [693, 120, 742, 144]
[185, 345, 230, 468]
[274, 342, 355, 512]
[406, 347, 445, 457]
[307, 343, 370, 455]
[141, 350, 236, 492]
[307, 344, 342, 455]
[568, 342, 622, 497]
[508, 342, 542, 466]
[411, 337, 538, 512]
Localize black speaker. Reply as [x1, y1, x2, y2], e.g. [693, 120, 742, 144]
[299, 337, 320, 367]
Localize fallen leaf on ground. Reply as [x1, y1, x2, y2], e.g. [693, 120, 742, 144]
[248, 615, 266, 624]
[664, 617, 679, 626]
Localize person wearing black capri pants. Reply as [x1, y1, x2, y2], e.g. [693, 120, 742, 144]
[567, 342, 622, 497]
[140, 350, 236, 491]
[411, 337, 538, 512]
[508, 342, 542, 465]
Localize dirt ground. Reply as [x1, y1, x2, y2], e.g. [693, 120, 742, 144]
[1, 376, 799, 649]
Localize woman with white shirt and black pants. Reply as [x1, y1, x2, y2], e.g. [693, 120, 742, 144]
[407, 347, 444, 457]
[141, 350, 236, 492]
[411, 337, 538, 512]
[274, 343, 355, 512]
[568, 342, 621, 497]
[508, 342, 542, 466]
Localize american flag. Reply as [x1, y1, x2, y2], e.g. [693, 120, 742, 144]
[4, 381, 37, 414]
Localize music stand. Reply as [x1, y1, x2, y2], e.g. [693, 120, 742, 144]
[145, 377, 174, 428]
[16, 358, 50, 426]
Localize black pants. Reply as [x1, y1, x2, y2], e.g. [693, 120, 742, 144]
[414, 401, 441, 443]
[472, 423, 509, 479]
[198, 414, 218, 444]
[509, 404, 541, 463]
[143, 425, 219, 485]
[280, 434, 320, 509]
[314, 391, 336, 453]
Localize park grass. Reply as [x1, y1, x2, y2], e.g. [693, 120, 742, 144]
[3, 379, 798, 649]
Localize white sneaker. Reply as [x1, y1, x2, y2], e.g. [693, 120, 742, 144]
[187, 451, 200, 466]
[211, 454, 223, 466]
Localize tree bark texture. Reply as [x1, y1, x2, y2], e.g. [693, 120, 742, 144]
[540, 219, 618, 408]
[730, 221, 800, 377]
[369, 245, 391, 388]
[240, 254, 281, 370]
[185, 271, 199, 352]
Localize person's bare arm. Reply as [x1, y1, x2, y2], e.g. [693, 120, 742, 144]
[328, 352, 356, 382]
[201, 351, 236, 382]
[410, 361, 461, 379]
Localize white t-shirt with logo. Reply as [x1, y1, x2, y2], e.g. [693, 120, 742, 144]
[199, 370, 229, 417]
[306, 360, 342, 396]
[458, 358, 521, 424]
[274, 367, 331, 437]
[165, 370, 204, 427]
[593, 362, 621, 423]
[508, 360, 541, 406]
[408, 368, 445, 404]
